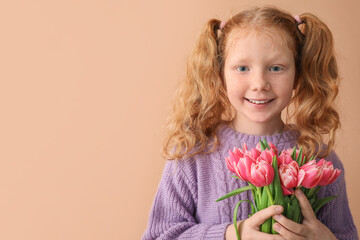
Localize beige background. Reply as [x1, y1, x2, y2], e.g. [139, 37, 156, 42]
[0, 0, 359, 239]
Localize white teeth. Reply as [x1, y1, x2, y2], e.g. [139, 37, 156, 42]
[248, 99, 272, 104]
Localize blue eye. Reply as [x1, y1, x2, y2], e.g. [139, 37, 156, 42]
[269, 66, 283, 72]
[236, 66, 249, 72]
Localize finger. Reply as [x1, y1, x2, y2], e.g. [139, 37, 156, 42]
[247, 205, 283, 228]
[273, 222, 305, 240]
[273, 214, 307, 236]
[295, 189, 316, 220]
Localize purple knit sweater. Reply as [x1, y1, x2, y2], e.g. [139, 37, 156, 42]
[142, 124, 358, 239]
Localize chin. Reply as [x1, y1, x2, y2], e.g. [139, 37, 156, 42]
[248, 117, 272, 123]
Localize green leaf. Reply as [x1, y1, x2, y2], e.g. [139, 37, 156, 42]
[307, 193, 316, 206]
[269, 179, 274, 195]
[313, 196, 337, 214]
[262, 138, 270, 149]
[286, 202, 293, 220]
[216, 185, 253, 202]
[230, 175, 242, 181]
[260, 139, 266, 151]
[301, 156, 307, 166]
[260, 195, 272, 233]
[291, 146, 297, 160]
[272, 156, 284, 206]
[296, 147, 303, 166]
[291, 196, 301, 223]
[306, 186, 320, 198]
[259, 187, 269, 210]
[314, 186, 321, 195]
[283, 195, 290, 217]
[271, 190, 281, 235]
[261, 217, 272, 233]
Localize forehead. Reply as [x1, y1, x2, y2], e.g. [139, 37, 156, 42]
[224, 27, 294, 58]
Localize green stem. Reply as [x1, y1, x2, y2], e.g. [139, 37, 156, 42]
[252, 185, 261, 206]
[257, 188, 261, 202]
[264, 185, 274, 205]
[233, 200, 255, 240]
[290, 186, 302, 200]
[290, 194, 294, 200]
[306, 187, 316, 197]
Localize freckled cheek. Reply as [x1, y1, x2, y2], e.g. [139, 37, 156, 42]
[274, 80, 294, 95]
[279, 87, 295, 105]
[224, 80, 241, 96]
[226, 83, 245, 97]
[226, 90, 245, 105]
[227, 91, 239, 102]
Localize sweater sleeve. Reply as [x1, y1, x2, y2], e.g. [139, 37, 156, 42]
[142, 160, 231, 240]
[316, 151, 358, 240]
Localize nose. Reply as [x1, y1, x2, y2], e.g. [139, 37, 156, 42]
[250, 71, 271, 91]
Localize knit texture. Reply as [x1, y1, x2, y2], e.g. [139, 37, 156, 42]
[142, 124, 358, 239]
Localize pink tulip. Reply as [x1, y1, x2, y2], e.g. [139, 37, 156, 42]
[241, 142, 249, 152]
[278, 161, 305, 195]
[299, 160, 323, 188]
[268, 142, 279, 156]
[256, 142, 278, 156]
[258, 149, 276, 165]
[249, 148, 261, 161]
[226, 150, 240, 173]
[316, 159, 342, 186]
[247, 160, 274, 187]
[256, 142, 262, 152]
[225, 156, 236, 173]
[278, 150, 293, 166]
[225, 144, 247, 173]
[234, 155, 256, 182]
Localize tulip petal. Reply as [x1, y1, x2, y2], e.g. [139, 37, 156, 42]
[301, 167, 323, 188]
[281, 185, 294, 195]
[234, 147, 244, 158]
[225, 156, 235, 173]
[248, 160, 274, 187]
[235, 160, 248, 181]
[297, 169, 305, 187]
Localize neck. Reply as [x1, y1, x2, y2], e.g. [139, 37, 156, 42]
[232, 116, 285, 136]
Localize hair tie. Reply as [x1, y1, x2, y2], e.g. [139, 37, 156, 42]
[294, 15, 303, 25]
[220, 21, 226, 30]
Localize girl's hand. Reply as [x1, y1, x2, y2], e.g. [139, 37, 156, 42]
[272, 189, 337, 240]
[226, 205, 286, 240]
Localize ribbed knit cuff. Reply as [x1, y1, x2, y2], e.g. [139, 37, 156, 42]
[204, 222, 231, 240]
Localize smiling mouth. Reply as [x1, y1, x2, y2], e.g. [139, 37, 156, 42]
[245, 98, 275, 104]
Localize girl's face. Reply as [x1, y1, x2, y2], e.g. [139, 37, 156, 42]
[224, 29, 295, 134]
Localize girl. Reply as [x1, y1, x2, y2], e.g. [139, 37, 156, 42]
[142, 6, 358, 240]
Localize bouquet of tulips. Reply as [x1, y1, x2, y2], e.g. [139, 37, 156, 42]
[216, 139, 341, 239]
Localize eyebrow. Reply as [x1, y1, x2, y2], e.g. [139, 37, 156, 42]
[227, 53, 291, 64]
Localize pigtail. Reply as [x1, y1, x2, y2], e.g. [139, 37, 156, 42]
[292, 13, 340, 158]
[161, 19, 232, 160]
